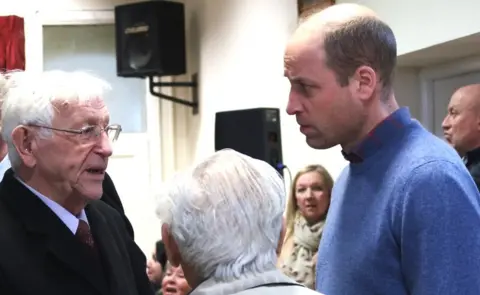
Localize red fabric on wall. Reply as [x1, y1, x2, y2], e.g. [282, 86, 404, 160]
[0, 16, 25, 71]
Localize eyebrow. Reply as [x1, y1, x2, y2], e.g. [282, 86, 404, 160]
[289, 76, 317, 85]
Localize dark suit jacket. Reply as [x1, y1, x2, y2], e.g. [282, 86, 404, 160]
[0, 170, 154, 295]
[465, 147, 480, 191]
[102, 172, 134, 239]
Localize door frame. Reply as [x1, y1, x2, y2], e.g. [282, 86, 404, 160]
[419, 55, 480, 131]
[29, 9, 169, 194]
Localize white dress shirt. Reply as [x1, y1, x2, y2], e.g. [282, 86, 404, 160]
[15, 176, 89, 234]
[0, 155, 11, 182]
[0, 155, 89, 233]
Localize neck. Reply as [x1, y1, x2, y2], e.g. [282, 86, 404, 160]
[16, 168, 86, 215]
[342, 95, 399, 152]
[182, 263, 203, 290]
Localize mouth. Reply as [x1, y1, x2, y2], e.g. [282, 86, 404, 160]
[305, 204, 317, 210]
[85, 168, 106, 175]
[164, 286, 178, 294]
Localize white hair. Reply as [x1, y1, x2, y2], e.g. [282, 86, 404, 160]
[156, 149, 286, 282]
[0, 70, 111, 169]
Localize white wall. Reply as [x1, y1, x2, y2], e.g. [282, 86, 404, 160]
[337, 0, 480, 56]
[169, 0, 349, 184]
[394, 68, 421, 120]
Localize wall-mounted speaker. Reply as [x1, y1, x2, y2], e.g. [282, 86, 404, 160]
[215, 108, 284, 176]
[114, 1, 186, 78]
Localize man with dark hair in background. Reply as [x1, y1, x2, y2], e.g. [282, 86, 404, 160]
[146, 240, 167, 293]
[443, 84, 480, 191]
[285, 3, 480, 295]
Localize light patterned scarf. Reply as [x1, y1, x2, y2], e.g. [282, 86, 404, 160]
[281, 215, 324, 289]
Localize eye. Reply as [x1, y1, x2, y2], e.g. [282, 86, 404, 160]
[80, 126, 96, 135]
[296, 187, 306, 193]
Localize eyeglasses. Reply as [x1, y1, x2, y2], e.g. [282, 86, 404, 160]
[29, 124, 122, 142]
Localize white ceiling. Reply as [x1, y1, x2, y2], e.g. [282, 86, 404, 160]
[398, 32, 480, 67]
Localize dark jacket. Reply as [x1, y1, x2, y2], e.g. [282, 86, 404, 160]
[0, 170, 154, 295]
[102, 172, 135, 239]
[464, 147, 480, 191]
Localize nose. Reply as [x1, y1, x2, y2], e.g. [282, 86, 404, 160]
[441, 116, 450, 131]
[305, 188, 314, 199]
[286, 92, 302, 115]
[95, 131, 113, 157]
[164, 275, 175, 284]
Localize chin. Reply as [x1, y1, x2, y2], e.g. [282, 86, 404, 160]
[306, 137, 336, 150]
[78, 186, 104, 201]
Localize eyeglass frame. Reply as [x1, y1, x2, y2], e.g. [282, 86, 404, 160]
[27, 123, 123, 142]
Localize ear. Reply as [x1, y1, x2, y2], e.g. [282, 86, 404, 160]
[161, 223, 182, 267]
[350, 65, 377, 101]
[11, 126, 37, 168]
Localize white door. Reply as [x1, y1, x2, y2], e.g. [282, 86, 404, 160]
[432, 71, 480, 137]
[24, 14, 163, 255]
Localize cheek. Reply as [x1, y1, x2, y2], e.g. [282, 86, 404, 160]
[450, 121, 466, 139]
[314, 191, 327, 199]
[179, 280, 191, 293]
[295, 195, 305, 206]
[75, 146, 96, 169]
[161, 277, 170, 288]
[311, 90, 335, 113]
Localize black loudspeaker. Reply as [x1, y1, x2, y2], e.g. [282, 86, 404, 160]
[215, 108, 284, 175]
[114, 1, 186, 78]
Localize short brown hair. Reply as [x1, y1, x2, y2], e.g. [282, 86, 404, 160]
[323, 16, 397, 100]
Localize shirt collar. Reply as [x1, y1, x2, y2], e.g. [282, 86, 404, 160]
[14, 175, 88, 234]
[342, 107, 412, 163]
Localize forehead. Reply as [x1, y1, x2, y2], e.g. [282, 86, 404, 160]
[449, 91, 472, 109]
[54, 97, 109, 123]
[296, 171, 322, 185]
[167, 266, 183, 274]
[284, 34, 325, 78]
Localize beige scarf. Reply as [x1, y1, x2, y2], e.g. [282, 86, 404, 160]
[281, 215, 324, 289]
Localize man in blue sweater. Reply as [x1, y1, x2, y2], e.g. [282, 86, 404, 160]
[284, 3, 480, 295]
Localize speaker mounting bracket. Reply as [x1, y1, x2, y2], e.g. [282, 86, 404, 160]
[148, 73, 199, 115]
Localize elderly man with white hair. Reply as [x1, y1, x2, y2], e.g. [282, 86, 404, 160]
[157, 149, 322, 295]
[0, 70, 154, 295]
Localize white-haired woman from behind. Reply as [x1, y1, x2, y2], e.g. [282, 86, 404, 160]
[156, 149, 324, 295]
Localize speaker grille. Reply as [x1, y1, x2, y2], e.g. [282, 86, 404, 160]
[115, 1, 187, 78]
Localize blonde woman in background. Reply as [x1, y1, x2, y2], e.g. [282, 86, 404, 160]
[279, 164, 334, 289]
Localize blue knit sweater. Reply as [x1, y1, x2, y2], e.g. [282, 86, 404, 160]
[316, 108, 480, 295]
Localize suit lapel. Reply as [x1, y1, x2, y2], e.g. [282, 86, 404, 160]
[0, 170, 110, 295]
[86, 203, 136, 295]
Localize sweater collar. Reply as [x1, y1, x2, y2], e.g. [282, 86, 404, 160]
[342, 107, 412, 163]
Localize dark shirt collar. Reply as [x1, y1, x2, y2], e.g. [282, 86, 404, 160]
[464, 146, 480, 168]
[342, 107, 412, 163]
